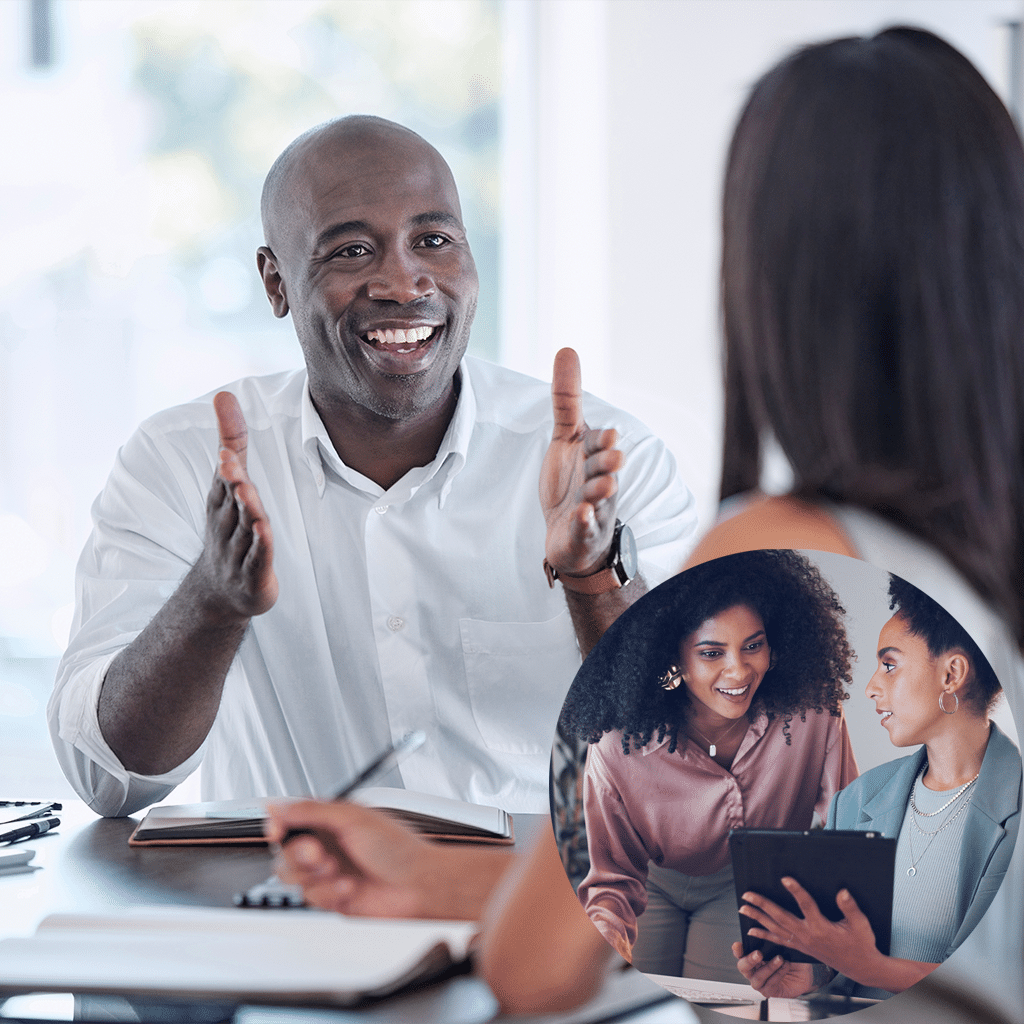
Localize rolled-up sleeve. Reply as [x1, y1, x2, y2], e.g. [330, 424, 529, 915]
[48, 421, 211, 817]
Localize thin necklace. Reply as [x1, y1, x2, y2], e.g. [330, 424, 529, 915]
[687, 716, 747, 758]
[909, 761, 980, 817]
[905, 765, 977, 877]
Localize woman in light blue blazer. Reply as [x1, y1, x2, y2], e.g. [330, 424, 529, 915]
[737, 575, 1021, 998]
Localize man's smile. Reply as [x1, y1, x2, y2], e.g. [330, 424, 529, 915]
[353, 320, 445, 374]
[364, 325, 440, 351]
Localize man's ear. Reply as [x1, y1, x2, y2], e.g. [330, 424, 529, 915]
[257, 246, 289, 318]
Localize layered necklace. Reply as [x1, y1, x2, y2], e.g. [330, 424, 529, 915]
[686, 715, 748, 759]
[905, 762, 979, 877]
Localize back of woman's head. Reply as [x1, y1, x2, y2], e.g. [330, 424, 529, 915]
[720, 26, 1024, 646]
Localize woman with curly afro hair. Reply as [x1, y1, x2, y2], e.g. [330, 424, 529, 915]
[562, 549, 858, 980]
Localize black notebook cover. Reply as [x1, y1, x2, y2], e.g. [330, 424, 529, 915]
[729, 828, 896, 964]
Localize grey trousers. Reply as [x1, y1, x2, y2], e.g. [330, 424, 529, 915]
[630, 861, 742, 981]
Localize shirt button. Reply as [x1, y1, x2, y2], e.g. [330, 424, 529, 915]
[374, 505, 389, 515]
[315, 472, 324, 486]
[387, 616, 404, 632]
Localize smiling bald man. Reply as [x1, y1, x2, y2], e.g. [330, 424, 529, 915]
[49, 116, 696, 818]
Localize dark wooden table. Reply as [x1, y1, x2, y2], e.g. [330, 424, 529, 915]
[0, 803, 682, 1024]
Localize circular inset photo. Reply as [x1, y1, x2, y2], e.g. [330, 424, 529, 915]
[550, 549, 1020, 1018]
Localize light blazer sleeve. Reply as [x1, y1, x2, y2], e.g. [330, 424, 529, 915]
[825, 723, 1021, 960]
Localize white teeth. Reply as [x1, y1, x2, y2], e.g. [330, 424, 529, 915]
[719, 685, 749, 696]
[366, 326, 435, 346]
[881, 711, 893, 722]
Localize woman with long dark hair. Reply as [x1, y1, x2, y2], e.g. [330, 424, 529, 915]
[271, 24, 1024, 1021]
[693, 25, 1024, 1014]
[562, 549, 857, 979]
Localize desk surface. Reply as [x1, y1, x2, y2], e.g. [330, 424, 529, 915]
[0, 803, 684, 1024]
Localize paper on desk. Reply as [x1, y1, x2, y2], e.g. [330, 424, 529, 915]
[0, 907, 477, 1005]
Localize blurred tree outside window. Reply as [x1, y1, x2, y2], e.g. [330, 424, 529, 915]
[0, 0, 501, 797]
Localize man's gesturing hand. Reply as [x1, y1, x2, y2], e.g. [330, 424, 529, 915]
[540, 348, 623, 577]
[197, 392, 278, 619]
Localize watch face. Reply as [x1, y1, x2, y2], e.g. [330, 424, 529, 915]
[619, 523, 638, 581]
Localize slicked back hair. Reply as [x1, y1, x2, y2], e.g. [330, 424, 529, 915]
[888, 574, 1002, 714]
[720, 27, 1024, 650]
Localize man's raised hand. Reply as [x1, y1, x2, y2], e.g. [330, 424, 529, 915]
[540, 348, 623, 577]
[197, 392, 278, 620]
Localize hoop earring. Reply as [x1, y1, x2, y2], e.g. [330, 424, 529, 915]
[659, 665, 684, 691]
[939, 691, 958, 715]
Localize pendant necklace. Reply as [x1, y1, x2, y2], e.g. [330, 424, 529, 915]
[687, 716, 747, 758]
[905, 764, 978, 877]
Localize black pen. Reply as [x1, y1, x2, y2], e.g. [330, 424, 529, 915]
[280, 731, 426, 846]
[0, 817, 61, 845]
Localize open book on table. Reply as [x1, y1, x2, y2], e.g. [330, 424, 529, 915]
[0, 907, 477, 1006]
[128, 788, 513, 846]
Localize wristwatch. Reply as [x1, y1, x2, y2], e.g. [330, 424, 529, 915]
[544, 520, 638, 594]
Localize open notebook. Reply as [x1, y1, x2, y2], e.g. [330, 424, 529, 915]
[128, 788, 513, 846]
[0, 907, 477, 1006]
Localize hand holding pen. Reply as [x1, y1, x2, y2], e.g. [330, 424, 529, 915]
[280, 730, 427, 847]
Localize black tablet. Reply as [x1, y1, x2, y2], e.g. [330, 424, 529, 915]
[729, 828, 897, 964]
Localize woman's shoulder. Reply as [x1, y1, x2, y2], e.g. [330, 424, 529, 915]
[836, 750, 921, 806]
[685, 494, 859, 567]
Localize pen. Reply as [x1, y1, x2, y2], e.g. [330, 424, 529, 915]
[281, 731, 426, 846]
[4, 802, 62, 823]
[329, 730, 427, 800]
[0, 817, 61, 845]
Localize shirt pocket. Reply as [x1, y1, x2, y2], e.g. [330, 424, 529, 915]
[460, 611, 581, 754]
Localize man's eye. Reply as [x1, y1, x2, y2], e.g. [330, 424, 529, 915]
[417, 233, 449, 249]
[883, 661, 895, 673]
[335, 243, 371, 259]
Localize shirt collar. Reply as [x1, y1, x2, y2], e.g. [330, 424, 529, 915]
[640, 710, 769, 758]
[300, 361, 476, 507]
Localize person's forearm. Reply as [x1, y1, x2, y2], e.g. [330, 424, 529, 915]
[415, 844, 516, 920]
[844, 951, 939, 994]
[564, 574, 648, 658]
[479, 829, 618, 1014]
[98, 563, 250, 775]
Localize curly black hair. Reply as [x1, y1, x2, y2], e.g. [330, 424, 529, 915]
[887, 574, 1002, 714]
[559, 550, 852, 754]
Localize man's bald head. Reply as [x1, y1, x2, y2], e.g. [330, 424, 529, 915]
[260, 116, 459, 257]
[254, 114, 478, 430]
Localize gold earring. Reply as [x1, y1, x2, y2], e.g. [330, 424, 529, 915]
[659, 665, 684, 691]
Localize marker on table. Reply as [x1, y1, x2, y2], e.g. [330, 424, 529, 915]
[0, 817, 61, 845]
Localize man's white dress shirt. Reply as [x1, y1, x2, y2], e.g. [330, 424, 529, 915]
[50, 357, 697, 817]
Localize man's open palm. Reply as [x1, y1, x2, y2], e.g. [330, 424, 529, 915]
[540, 348, 623, 577]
